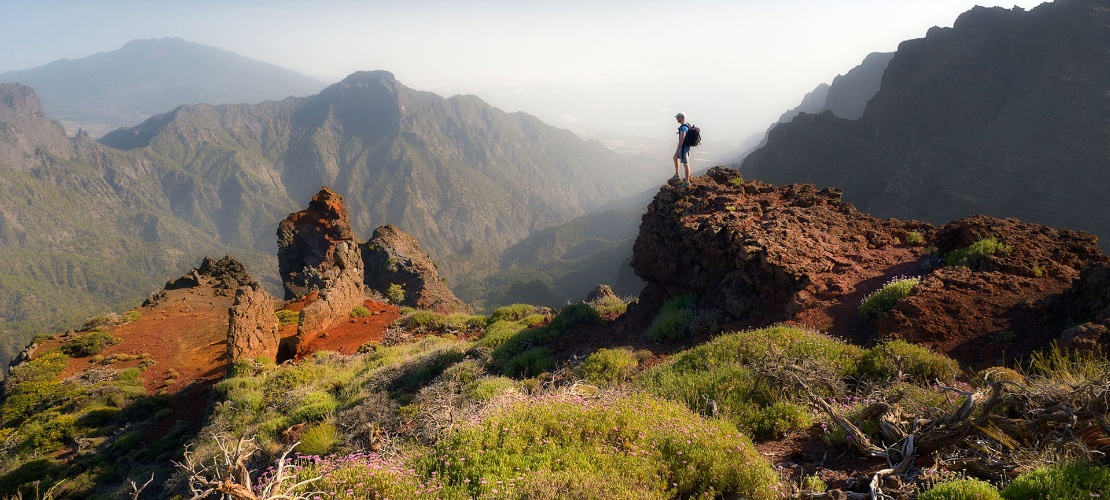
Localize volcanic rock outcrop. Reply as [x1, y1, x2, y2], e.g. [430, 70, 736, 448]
[277, 187, 367, 356]
[632, 167, 1108, 365]
[362, 225, 472, 315]
[227, 282, 279, 366]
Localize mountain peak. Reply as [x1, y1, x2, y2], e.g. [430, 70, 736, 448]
[341, 70, 397, 85]
[0, 83, 70, 164]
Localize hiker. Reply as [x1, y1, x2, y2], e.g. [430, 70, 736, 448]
[671, 112, 691, 188]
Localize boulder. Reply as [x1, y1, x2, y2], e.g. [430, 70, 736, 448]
[227, 283, 280, 366]
[362, 224, 472, 314]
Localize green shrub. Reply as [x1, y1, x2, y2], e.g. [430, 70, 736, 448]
[386, 283, 405, 304]
[1002, 462, 1110, 499]
[290, 391, 339, 423]
[112, 430, 144, 454]
[904, 231, 925, 246]
[116, 368, 141, 381]
[31, 333, 55, 344]
[275, 309, 300, 327]
[920, 478, 1002, 500]
[61, 331, 121, 357]
[859, 276, 920, 319]
[745, 402, 814, 440]
[589, 295, 628, 316]
[121, 311, 142, 323]
[424, 393, 780, 499]
[639, 326, 861, 439]
[859, 340, 959, 383]
[645, 292, 697, 342]
[464, 377, 517, 401]
[1027, 342, 1108, 386]
[488, 303, 537, 323]
[476, 320, 527, 348]
[522, 313, 548, 327]
[350, 305, 372, 317]
[397, 310, 443, 331]
[491, 304, 598, 370]
[576, 348, 641, 386]
[297, 422, 340, 456]
[945, 237, 1013, 268]
[504, 347, 557, 377]
[547, 303, 601, 333]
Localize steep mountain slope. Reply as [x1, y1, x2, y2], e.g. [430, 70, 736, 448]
[0, 38, 324, 136]
[0, 83, 268, 367]
[742, 0, 1110, 248]
[102, 70, 657, 274]
[0, 72, 655, 366]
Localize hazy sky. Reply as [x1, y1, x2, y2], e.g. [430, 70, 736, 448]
[2, 0, 1046, 145]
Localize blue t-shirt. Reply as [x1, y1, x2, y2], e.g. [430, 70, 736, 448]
[678, 124, 689, 135]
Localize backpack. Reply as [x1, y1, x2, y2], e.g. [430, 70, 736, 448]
[683, 124, 702, 147]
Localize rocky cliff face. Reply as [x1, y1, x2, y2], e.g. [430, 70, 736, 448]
[277, 186, 358, 300]
[276, 187, 366, 357]
[742, 0, 1110, 250]
[363, 224, 472, 314]
[0, 83, 72, 167]
[632, 167, 1108, 366]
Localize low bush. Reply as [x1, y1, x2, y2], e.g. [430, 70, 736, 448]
[275, 309, 300, 327]
[503, 347, 556, 378]
[920, 478, 1002, 500]
[904, 231, 925, 246]
[645, 292, 697, 342]
[589, 295, 628, 317]
[945, 237, 1012, 268]
[1002, 462, 1110, 499]
[476, 320, 527, 349]
[488, 303, 537, 323]
[422, 393, 781, 499]
[859, 276, 920, 319]
[350, 305, 372, 317]
[297, 422, 340, 456]
[464, 377, 516, 401]
[61, 331, 121, 357]
[859, 340, 959, 383]
[386, 283, 405, 304]
[639, 326, 859, 440]
[575, 348, 643, 386]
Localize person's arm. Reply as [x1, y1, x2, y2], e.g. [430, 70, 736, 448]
[676, 128, 686, 152]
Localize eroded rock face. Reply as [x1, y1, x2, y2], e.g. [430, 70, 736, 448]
[294, 239, 365, 346]
[277, 187, 367, 357]
[227, 283, 279, 366]
[362, 225, 472, 314]
[632, 166, 1109, 366]
[277, 186, 358, 300]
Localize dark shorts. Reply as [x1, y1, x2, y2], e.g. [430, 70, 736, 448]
[678, 145, 691, 165]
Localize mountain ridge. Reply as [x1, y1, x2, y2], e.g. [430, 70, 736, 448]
[741, 0, 1110, 248]
[0, 37, 324, 136]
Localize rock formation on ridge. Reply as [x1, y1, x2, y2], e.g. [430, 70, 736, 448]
[632, 167, 1109, 366]
[362, 224, 473, 315]
[277, 187, 367, 357]
[227, 282, 279, 366]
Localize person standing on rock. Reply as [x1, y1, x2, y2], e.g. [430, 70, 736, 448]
[671, 112, 691, 188]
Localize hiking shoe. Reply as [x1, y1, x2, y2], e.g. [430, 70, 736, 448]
[668, 174, 680, 184]
[680, 181, 690, 188]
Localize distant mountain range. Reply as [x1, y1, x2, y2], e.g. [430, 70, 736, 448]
[0, 69, 656, 367]
[742, 0, 1110, 249]
[0, 38, 324, 136]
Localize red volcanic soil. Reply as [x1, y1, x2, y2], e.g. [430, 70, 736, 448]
[43, 282, 399, 432]
[288, 299, 401, 361]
